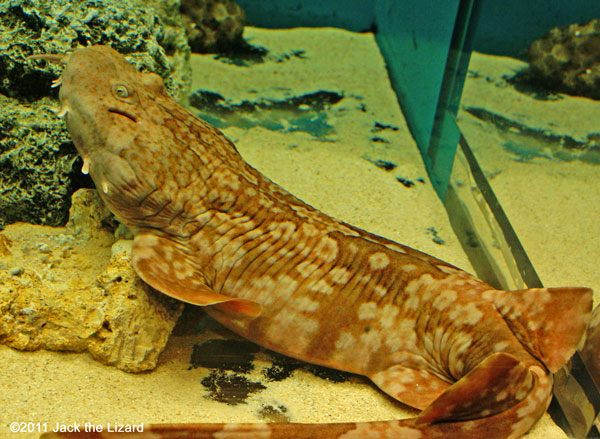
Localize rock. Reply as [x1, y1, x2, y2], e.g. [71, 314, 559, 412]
[0, 0, 190, 101]
[0, 94, 79, 229]
[180, 0, 246, 53]
[527, 19, 600, 100]
[0, 189, 184, 372]
[0, 0, 191, 228]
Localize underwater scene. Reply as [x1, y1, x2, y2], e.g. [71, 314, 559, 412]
[0, 1, 599, 438]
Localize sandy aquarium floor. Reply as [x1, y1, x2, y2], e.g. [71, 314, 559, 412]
[458, 52, 600, 304]
[1, 27, 598, 438]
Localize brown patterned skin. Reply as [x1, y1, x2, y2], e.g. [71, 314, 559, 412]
[36, 46, 593, 439]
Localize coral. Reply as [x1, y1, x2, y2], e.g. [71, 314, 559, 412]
[0, 189, 183, 372]
[527, 19, 600, 100]
[180, 0, 246, 53]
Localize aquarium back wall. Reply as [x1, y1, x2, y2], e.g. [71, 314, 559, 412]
[473, 0, 600, 56]
[236, 0, 375, 32]
[237, 0, 600, 56]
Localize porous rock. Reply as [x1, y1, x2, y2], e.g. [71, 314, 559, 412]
[1, 0, 190, 101]
[0, 189, 184, 372]
[0, 0, 191, 229]
[527, 19, 600, 100]
[0, 94, 78, 229]
[180, 0, 246, 53]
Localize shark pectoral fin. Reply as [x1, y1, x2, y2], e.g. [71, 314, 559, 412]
[484, 287, 593, 372]
[212, 299, 263, 319]
[132, 232, 262, 318]
[370, 363, 452, 410]
[417, 352, 533, 424]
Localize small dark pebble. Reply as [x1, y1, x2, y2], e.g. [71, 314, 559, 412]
[262, 351, 350, 383]
[201, 370, 266, 405]
[426, 227, 446, 245]
[373, 159, 397, 171]
[9, 267, 24, 276]
[396, 177, 415, 188]
[371, 137, 390, 144]
[263, 352, 304, 381]
[373, 122, 399, 132]
[292, 50, 307, 59]
[308, 365, 351, 383]
[259, 404, 290, 422]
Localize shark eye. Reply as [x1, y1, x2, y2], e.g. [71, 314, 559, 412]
[113, 84, 130, 99]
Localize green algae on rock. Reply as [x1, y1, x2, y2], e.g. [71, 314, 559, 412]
[0, 0, 190, 100]
[0, 94, 78, 229]
[0, 0, 192, 228]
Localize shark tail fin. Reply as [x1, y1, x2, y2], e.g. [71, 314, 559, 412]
[483, 286, 593, 372]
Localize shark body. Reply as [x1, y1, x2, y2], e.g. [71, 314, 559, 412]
[35, 46, 592, 439]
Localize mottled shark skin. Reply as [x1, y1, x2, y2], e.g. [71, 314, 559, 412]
[35, 46, 593, 439]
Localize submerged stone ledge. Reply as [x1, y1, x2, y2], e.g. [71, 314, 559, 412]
[0, 189, 183, 372]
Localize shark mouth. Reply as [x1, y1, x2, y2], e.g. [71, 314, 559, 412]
[108, 107, 137, 123]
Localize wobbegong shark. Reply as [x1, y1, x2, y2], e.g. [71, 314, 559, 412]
[32, 46, 592, 439]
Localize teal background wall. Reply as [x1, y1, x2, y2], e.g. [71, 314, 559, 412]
[236, 0, 375, 32]
[473, 0, 600, 56]
[236, 0, 600, 56]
